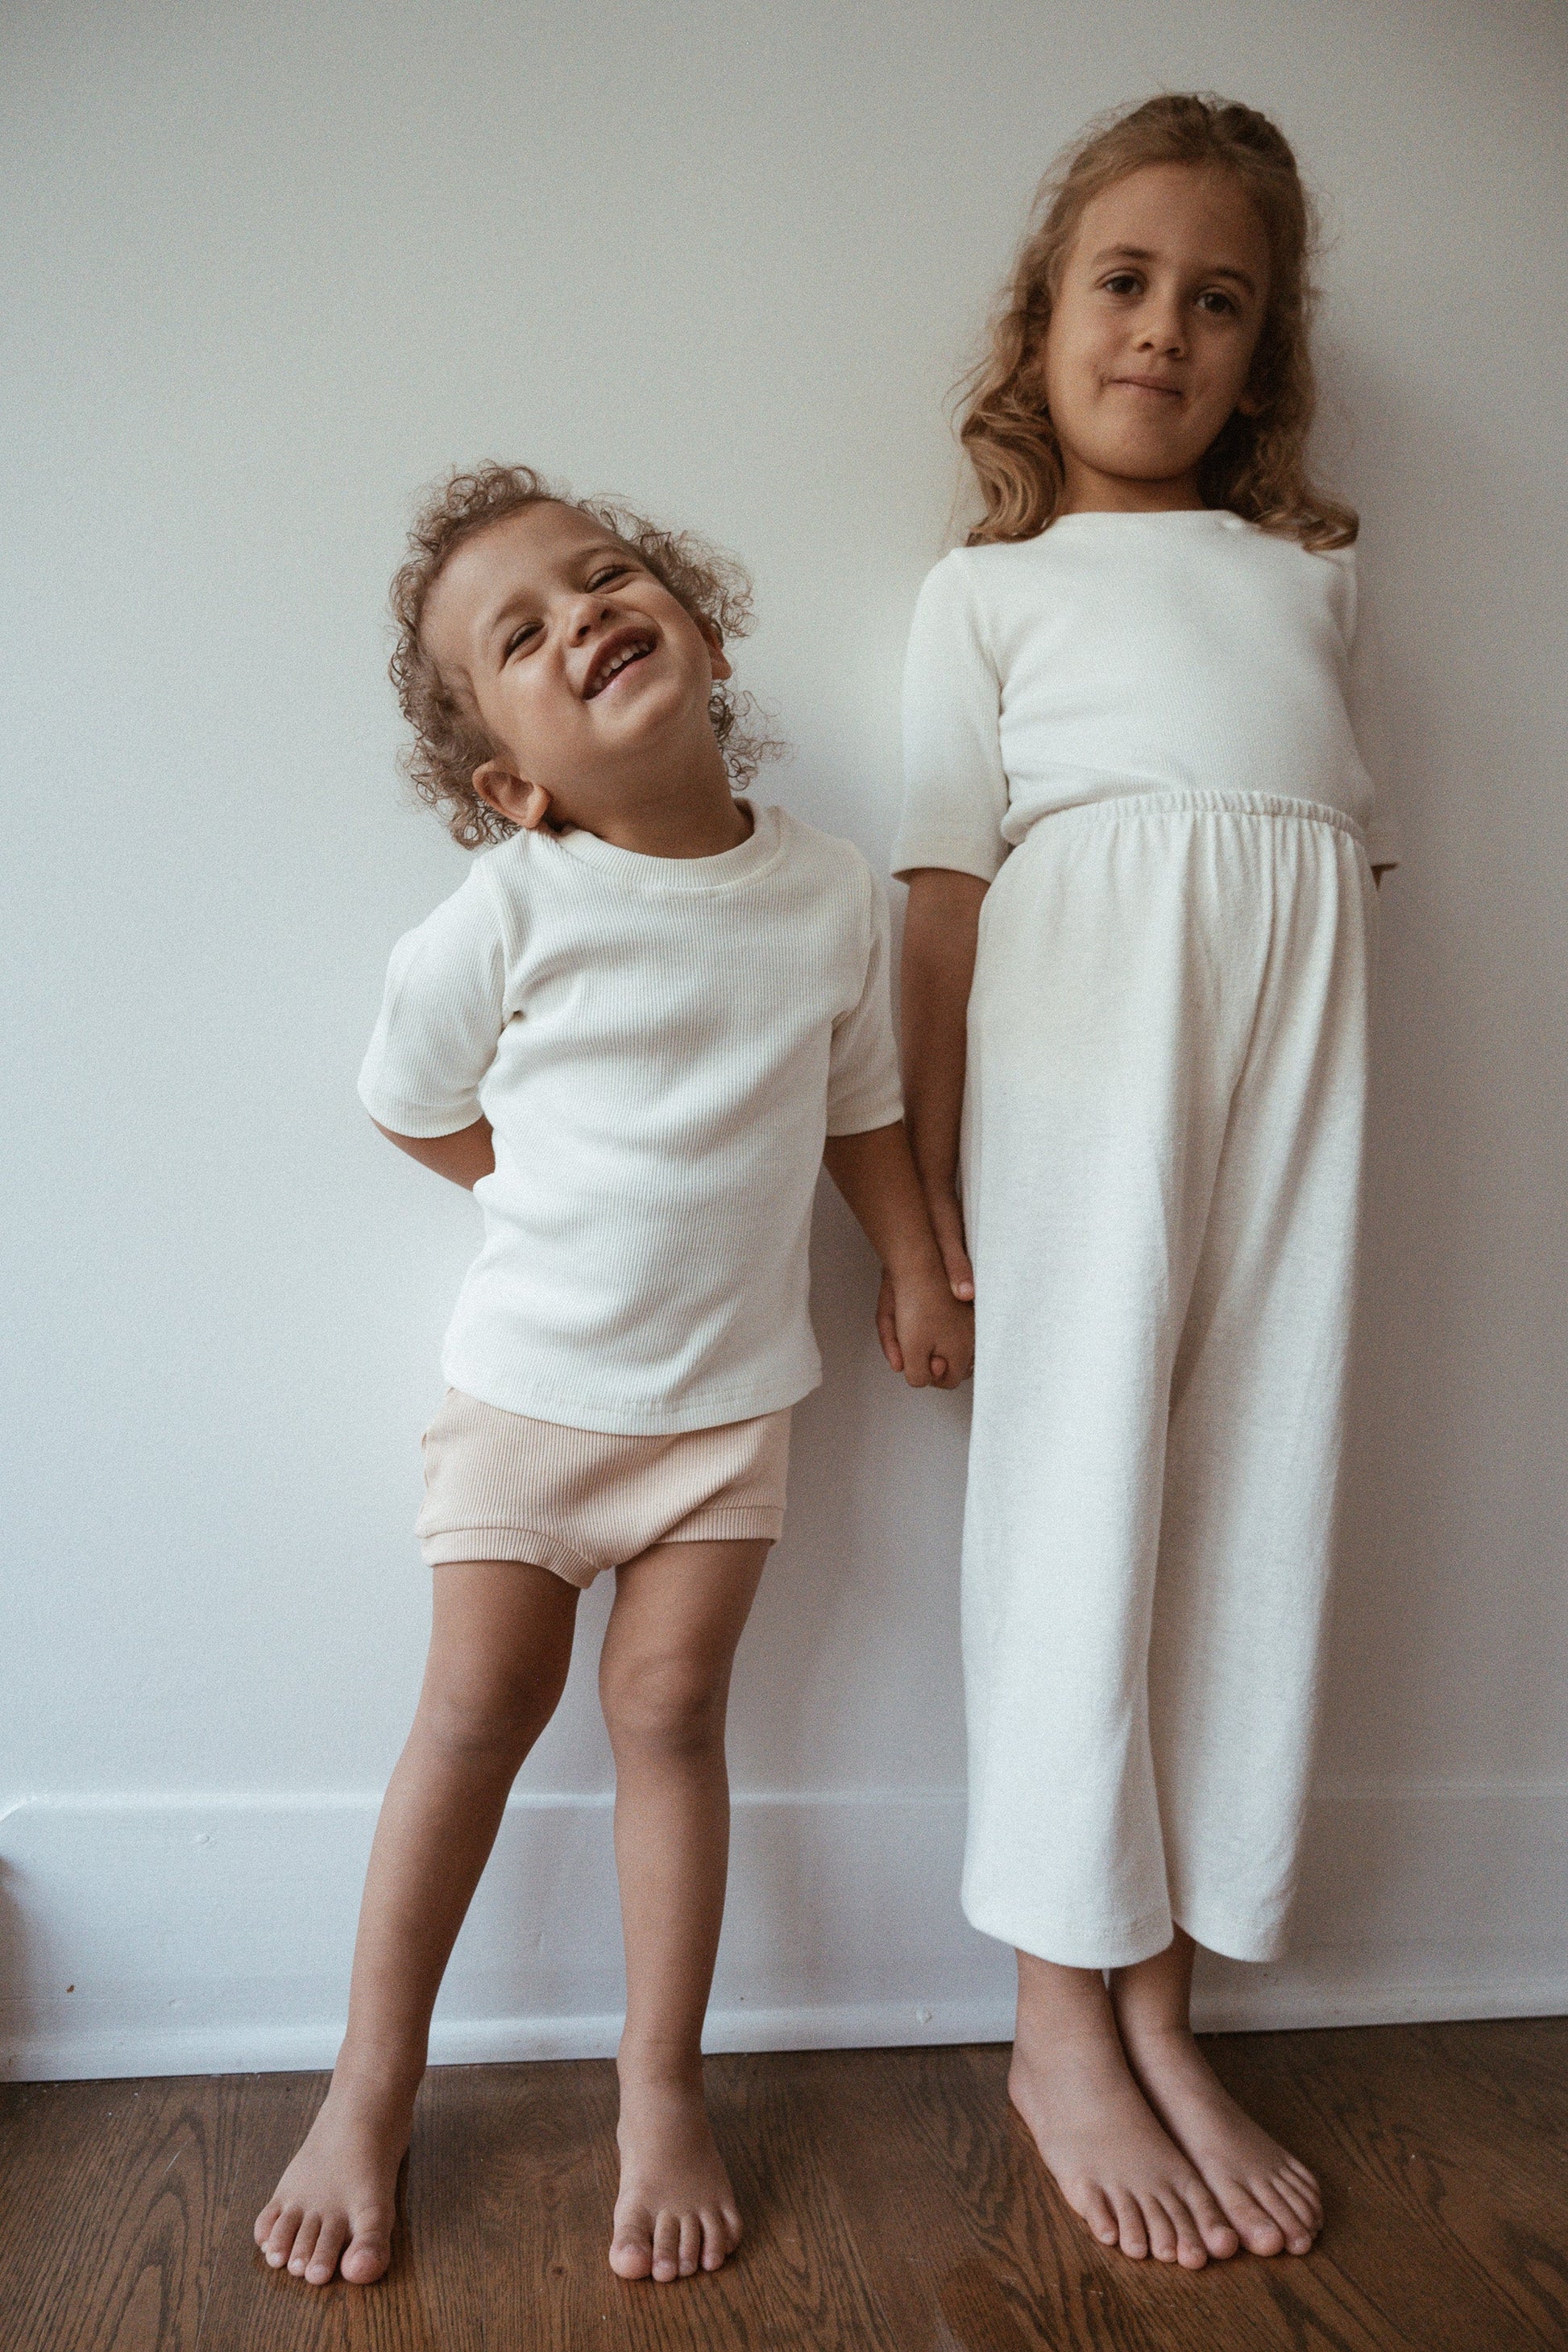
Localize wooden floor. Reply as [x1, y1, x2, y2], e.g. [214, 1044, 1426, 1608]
[2, 2021, 1565, 2350]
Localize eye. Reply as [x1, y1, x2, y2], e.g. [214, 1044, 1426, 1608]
[503, 621, 541, 660]
[1100, 271, 1142, 297]
[1197, 288, 1239, 316]
[587, 563, 632, 591]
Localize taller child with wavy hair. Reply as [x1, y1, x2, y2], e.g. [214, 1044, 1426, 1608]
[891, 95, 1399, 2267]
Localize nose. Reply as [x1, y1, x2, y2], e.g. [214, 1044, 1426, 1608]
[1134, 289, 1186, 359]
[567, 588, 616, 644]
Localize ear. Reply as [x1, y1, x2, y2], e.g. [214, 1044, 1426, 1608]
[701, 622, 733, 685]
[473, 759, 554, 832]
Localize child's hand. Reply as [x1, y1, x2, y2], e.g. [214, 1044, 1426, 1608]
[875, 1263, 974, 1389]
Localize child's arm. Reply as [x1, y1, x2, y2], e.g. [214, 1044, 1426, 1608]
[371, 1114, 495, 1189]
[898, 869, 989, 1296]
[823, 1122, 973, 1388]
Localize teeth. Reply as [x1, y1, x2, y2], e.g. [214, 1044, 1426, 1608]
[591, 641, 649, 695]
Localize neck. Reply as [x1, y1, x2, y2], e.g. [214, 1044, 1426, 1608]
[1057, 453, 1206, 515]
[567, 733, 751, 859]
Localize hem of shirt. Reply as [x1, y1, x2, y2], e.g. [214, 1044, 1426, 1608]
[357, 1081, 483, 1139]
[438, 1359, 823, 1438]
[824, 1093, 904, 1137]
[890, 836, 1006, 886]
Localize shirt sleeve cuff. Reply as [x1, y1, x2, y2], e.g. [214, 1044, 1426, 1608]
[357, 1076, 485, 1138]
[889, 829, 1006, 885]
[824, 1088, 906, 1138]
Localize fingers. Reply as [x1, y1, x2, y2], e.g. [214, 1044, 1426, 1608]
[928, 1196, 976, 1300]
[875, 1272, 905, 1371]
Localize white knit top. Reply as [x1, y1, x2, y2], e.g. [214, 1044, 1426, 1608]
[359, 803, 903, 1435]
[891, 510, 1400, 880]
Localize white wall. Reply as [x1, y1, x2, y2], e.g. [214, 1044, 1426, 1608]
[3, 0, 1565, 2080]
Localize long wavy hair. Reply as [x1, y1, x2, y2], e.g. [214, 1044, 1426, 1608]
[389, 463, 781, 848]
[958, 94, 1356, 550]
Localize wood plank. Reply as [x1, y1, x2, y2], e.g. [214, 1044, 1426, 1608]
[0, 2074, 245, 2352]
[1, 2020, 1562, 2350]
[1229, 2023, 1568, 2350]
[1191, 2029, 1567, 2352]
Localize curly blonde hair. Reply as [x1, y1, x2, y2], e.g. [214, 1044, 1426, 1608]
[958, 94, 1356, 550]
[389, 463, 781, 848]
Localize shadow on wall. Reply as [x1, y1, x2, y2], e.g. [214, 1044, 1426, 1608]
[1321, 346, 1565, 1800]
[0, 1853, 32, 2076]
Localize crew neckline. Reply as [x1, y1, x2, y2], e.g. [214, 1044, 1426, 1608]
[1047, 507, 1247, 526]
[548, 799, 783, 890]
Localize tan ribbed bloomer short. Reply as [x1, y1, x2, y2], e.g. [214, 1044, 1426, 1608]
[415, 1388, 792, 1586]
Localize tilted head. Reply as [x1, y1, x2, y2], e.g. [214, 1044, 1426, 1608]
[390, 464, 776, 848]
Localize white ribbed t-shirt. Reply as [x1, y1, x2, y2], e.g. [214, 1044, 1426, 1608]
[359, 802, 903, 1436]
[892, 510, 1400, 881]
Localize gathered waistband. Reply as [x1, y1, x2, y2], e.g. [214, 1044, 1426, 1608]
[1016, 790, 1367, 845]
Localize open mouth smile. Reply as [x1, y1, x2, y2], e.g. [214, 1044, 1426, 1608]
[583, 628, 657, 699]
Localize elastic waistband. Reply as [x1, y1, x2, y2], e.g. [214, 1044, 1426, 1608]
[1020, 790, 1367, 844]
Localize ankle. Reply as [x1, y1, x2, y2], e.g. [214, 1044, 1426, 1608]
[617, 2043, 705, 2097]
[1014, 1953, 1118, 2048]
[330, 2041, 426, 2104]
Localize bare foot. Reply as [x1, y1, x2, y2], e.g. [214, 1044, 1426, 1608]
[1114, 2014, 1322, 2257]
[609, 2071, 742, 2283]
[253, 2064, 418, 2286]
[1009, 1993, 1240, 2268]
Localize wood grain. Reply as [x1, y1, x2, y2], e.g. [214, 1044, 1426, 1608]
[0, 2021, 1562, 2350]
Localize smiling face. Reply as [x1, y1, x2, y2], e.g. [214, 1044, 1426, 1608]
[1039, 163, 1271, 513]
[418, 500, 732, 836]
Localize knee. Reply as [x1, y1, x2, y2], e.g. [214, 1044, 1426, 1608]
[418, 1656, 566, 1768]
[599, 1652, 728, 1764]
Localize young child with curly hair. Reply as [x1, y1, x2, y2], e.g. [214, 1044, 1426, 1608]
[892, 95, 1399, 2269]
[255, 467, 973, 2291]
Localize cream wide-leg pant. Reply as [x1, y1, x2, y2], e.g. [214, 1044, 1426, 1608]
[959, 791, 1374, 1969]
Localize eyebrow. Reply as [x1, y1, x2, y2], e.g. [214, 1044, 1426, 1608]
[1089, 243, 1258, 294]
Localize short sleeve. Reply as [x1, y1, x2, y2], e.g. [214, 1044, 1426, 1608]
[357, 862, 508, 1135]
[1342, 558, 1403, 871]
[825, 869, 904, 1137]
[890, 554, 1010, 883]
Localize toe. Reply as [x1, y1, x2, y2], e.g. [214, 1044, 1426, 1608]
[1184, 2174, 1241, 2260]
[1258, 2175, 1317, 2254]
[608, 2208, 654, 2280]
[254, 2198, 282, 2250]
[677, 2212, 702, 2277]
[305, 2214, 350, 2285]
[699, 2208, 730, 2272]
[1159, 2192, 1209, 2271]
[340, 2216, 393, 2284]
[1223, 2182, 1287, 2257]
[1079, 2184, 1121, 2247]
[1143, 2197, 1180, 2263]
[262, 2203, 301, 2267]
[1278, 2167, 1323, 2234]
[650, 2209, 682, 2284]
[287, 2213, 322, 2276]
[1109, 2188, 1150, 2259]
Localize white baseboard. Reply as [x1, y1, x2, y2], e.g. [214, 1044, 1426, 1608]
[2, 1781, 1563, 2081]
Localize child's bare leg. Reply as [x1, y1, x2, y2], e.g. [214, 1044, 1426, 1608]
[1110, 1927, 1321, 2255]
[597, 1537, 769, 2284]
[1009, 1949, 1240, 2267]
[255, 1560, 579, 2286]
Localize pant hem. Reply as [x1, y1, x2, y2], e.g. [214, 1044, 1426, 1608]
[962, 1892, 1176, 1973]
